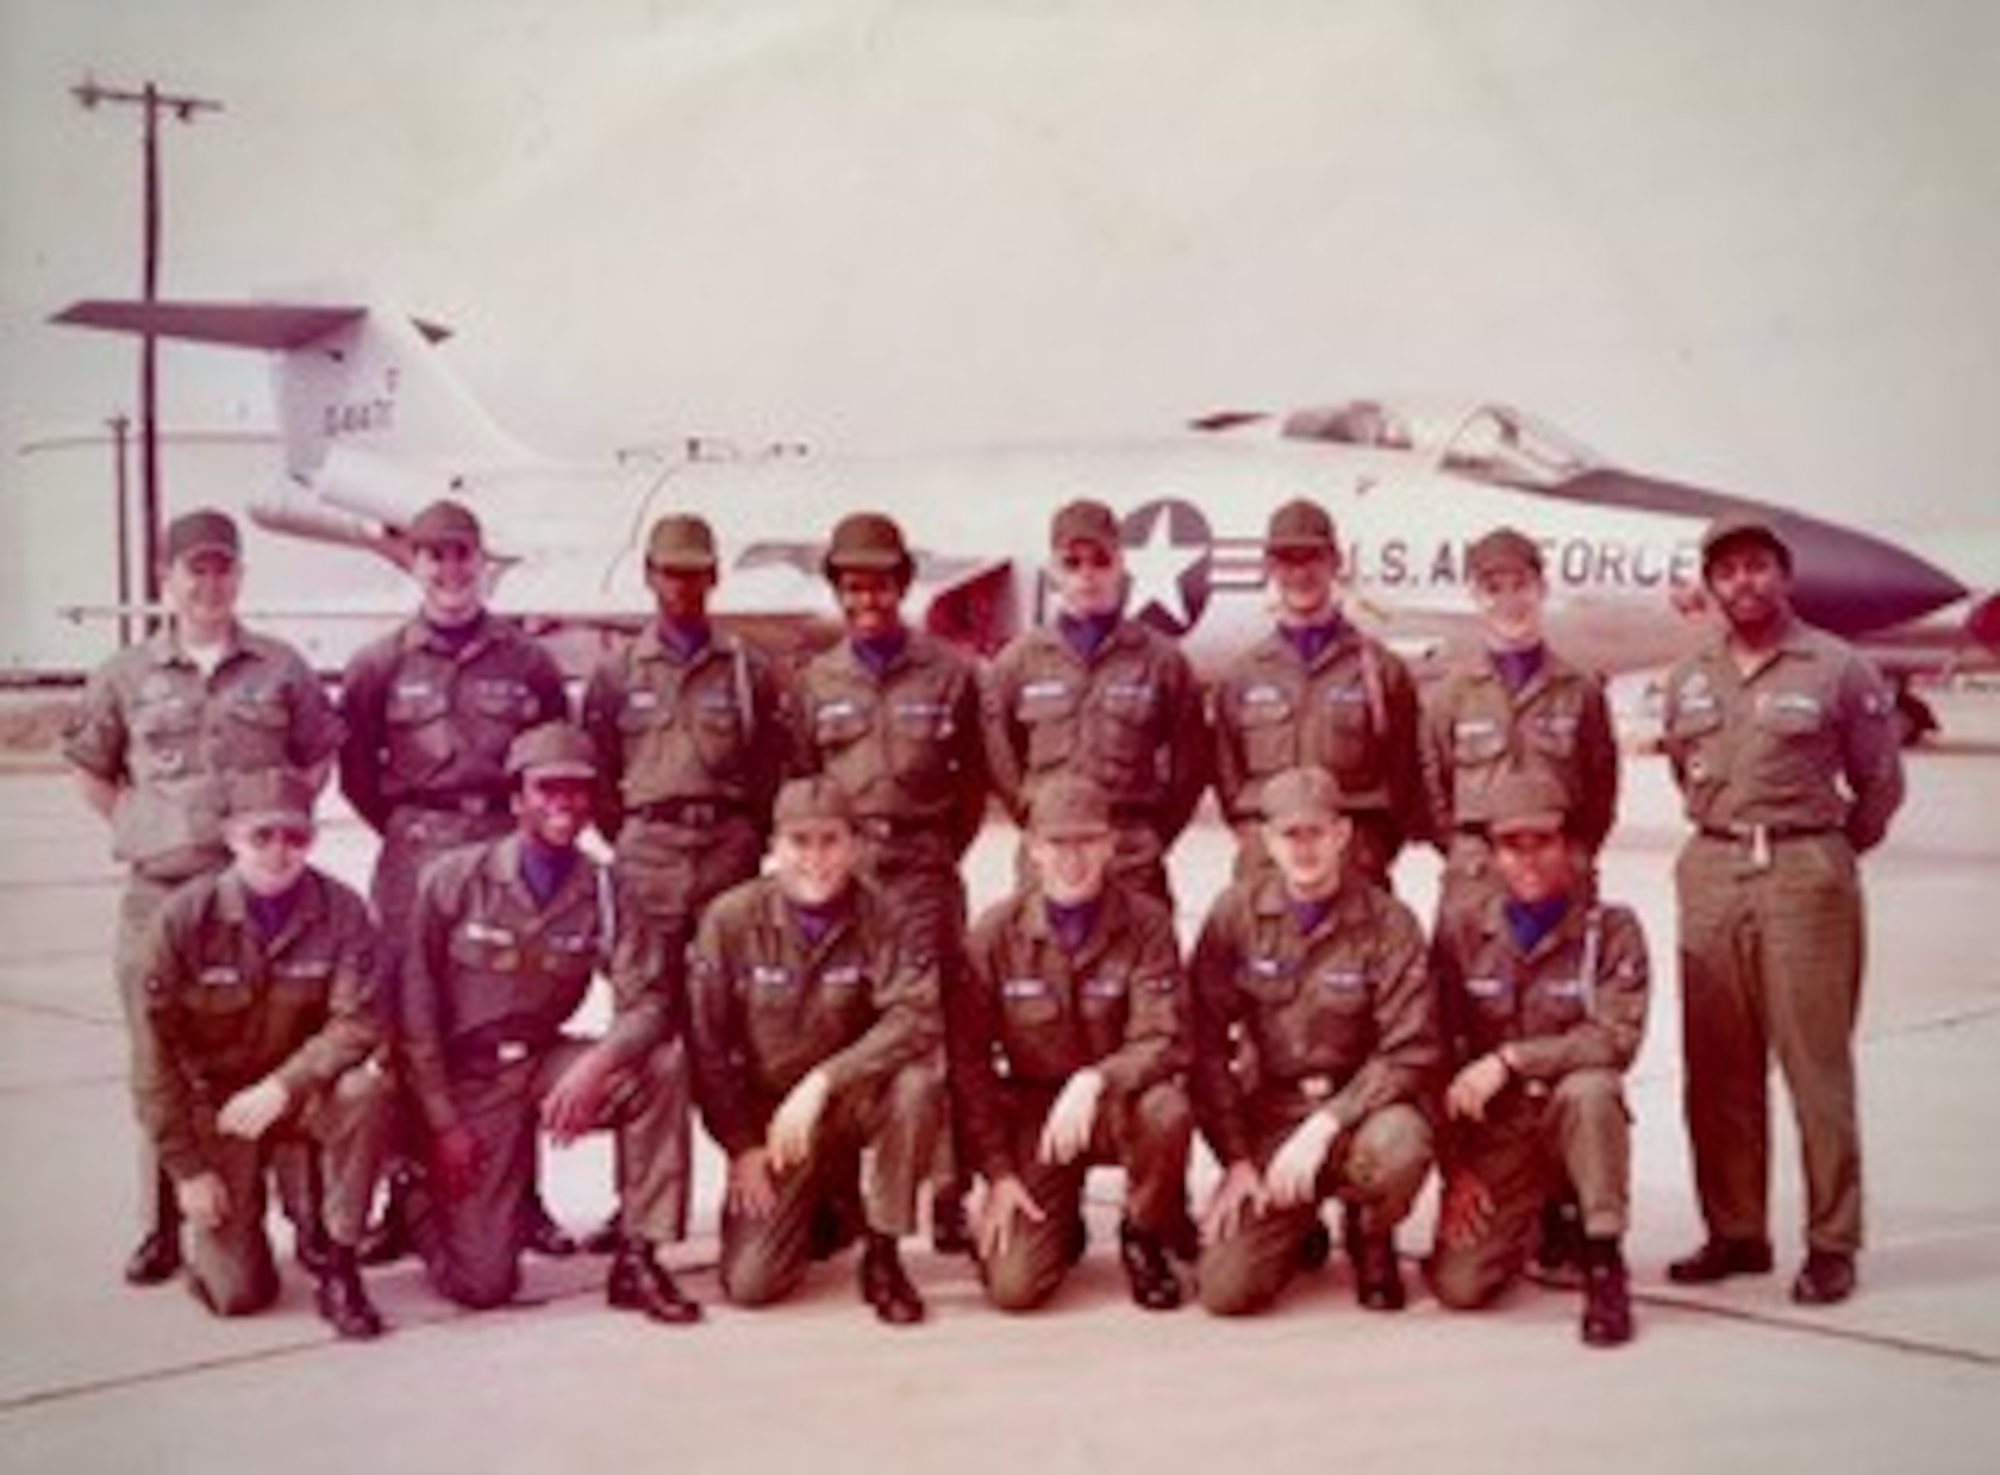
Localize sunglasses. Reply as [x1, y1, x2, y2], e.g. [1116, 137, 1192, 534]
[1057, 547, 1115, 572]
[246, 823, 313, 849]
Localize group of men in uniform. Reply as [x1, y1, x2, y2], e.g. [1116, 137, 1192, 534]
[65, 482, 1904, 1348]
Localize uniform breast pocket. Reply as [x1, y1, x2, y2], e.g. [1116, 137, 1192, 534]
[1461, 974, 1513, 1025]
[691, 699, 745, 771]
[1452, 718, 1509, 771]
[1018, 685, 1080, 771]
[1000, 979, 1064, 1029]
[182, 972, 256, 1021]
[449, 925, 521, 975]
[387, 683, 454, 764]
[1233, 690, 1297, 778]
[1754, 693, 1827, 740]
[469, 679, 537, 725]
[1313, 687, 1375, 773]
[1236, 962, 1301, 1010]
[813, 698, 874, 754]
[1527, 708, 1581, 761]
[1090, 685, 1157, 783]
[887, 697, 954, 776]
[1314, 968, 1374, 1015]
[133, 699, 201, 772]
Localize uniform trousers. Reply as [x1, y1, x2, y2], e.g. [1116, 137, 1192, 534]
[978, 1078, 1193, 1313]
[183, 1064, 391, 1316]
[1197, 1098, 1432, 1316]
[1677, 832, 1865, 1254]
[414, 1035, 689, 1309]
[1426, 1068, 1631, 1308]
[719, 1059, 944, 1308]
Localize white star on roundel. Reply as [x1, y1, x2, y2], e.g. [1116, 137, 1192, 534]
[1122, 501, 1209, 632]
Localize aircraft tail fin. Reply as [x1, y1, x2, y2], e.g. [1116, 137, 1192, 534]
[51, 293, 528, 478]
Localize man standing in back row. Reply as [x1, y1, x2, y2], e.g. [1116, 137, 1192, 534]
[984, 499, 1208, 909]
[1661, 513, 1904, 1306]
[1211, 498, 1425, 888]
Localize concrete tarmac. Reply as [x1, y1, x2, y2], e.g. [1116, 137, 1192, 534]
[2, 693, 1997, 1474]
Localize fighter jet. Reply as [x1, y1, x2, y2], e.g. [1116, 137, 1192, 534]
[52, 291, 1991, 733]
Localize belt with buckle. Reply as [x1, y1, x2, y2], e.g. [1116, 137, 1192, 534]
[402, 790, 510, 818]
[1697, 822, 1837, 843]
[634, 797, 743, 827]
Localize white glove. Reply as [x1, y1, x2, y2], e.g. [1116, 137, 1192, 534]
[767, 1068, 831, 1173]
[217, 1077, 291, 1141]
[1266, 1108, 1341, 1207]
[1038, 1068, 1105, 1166]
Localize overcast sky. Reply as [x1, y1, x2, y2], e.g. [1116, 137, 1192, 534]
[3, 0, 1996, 665]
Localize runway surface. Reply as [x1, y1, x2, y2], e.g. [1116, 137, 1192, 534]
[2, 693, 1996, 1474]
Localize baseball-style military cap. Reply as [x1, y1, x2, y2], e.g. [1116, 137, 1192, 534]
[1029, 774, 1112, 840]
[1265, 498, 1339, 553]
[1467, 526, 1543, 579]
[1050, 498, 1120, 551]
[646, 513, 719, 572]
[505, 721, 598, 781]
[823, 511, 914, 579]
[1700, 512, 1793, 573]
[164, 508, 240, 566]
[773, 775, 856, 830]
[1259, 765, 1386, 824]
[408, 498, 483, 550]
[224, 769, 316, 827]
[1486, 770, 1571, 838]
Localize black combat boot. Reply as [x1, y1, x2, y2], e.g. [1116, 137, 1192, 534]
[1118, 1220, 1183, 1312]
[1790, 1249, 1857, 1306]
[859, 1231, 926, 1325]
[294, 1218, 335, 1277]
[1580, 1237, 1634, 1348]
[1351, 1226, 1407, 1311]
[1528, 1193, 1586, 1288]
[930, 1187, 972, 1257]
[316, 1245, 386, 1341]
[606, 1237, 703, 1324]
[1666, 1236, 1774, 1284]
[124, 1170, 183, 1287]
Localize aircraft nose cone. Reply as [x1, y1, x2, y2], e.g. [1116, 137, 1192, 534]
[1775, 513, 1968, 636]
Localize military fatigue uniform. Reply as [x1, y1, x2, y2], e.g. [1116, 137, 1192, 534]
[1421, 649, 1619, 928]
[339, 613, 568, 946]
[793, 632, 986, 963]
[688, 875, 944, 1307]
[579, 624, 789, 1236]
[65, 626, 343, 1235]
[1662, 617, 1902, 1258]
[1190, 874, 1440, 1314]
[951, 882, 1191, 1310]
[1212, 623, 1425, 885]
[399, 835, 686, 1308]
[984, 622, 1207, 907]
[1426, 897, 1649, 1308]
[137, 867, 388, 1314]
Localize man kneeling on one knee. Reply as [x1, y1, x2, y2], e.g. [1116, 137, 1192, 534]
[1191, 766, 1440, 1316]
[688, 776, 945, 1325]
[951, 774, 1195, 1313]
[136, 770, 391, 1339]
[1424, 770, 1649, 1348]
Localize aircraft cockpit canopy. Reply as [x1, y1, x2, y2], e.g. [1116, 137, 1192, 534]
[1280, 399, 1604, 489]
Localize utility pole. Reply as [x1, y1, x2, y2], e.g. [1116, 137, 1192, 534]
[71, 76, 223, 615]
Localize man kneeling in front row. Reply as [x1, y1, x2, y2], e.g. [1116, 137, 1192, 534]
[136, 771, 390, 1338]
[952, 774, 1195, 1313]
[688, 777, 945, 1325]
[1425, 771, 1648, 1347]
